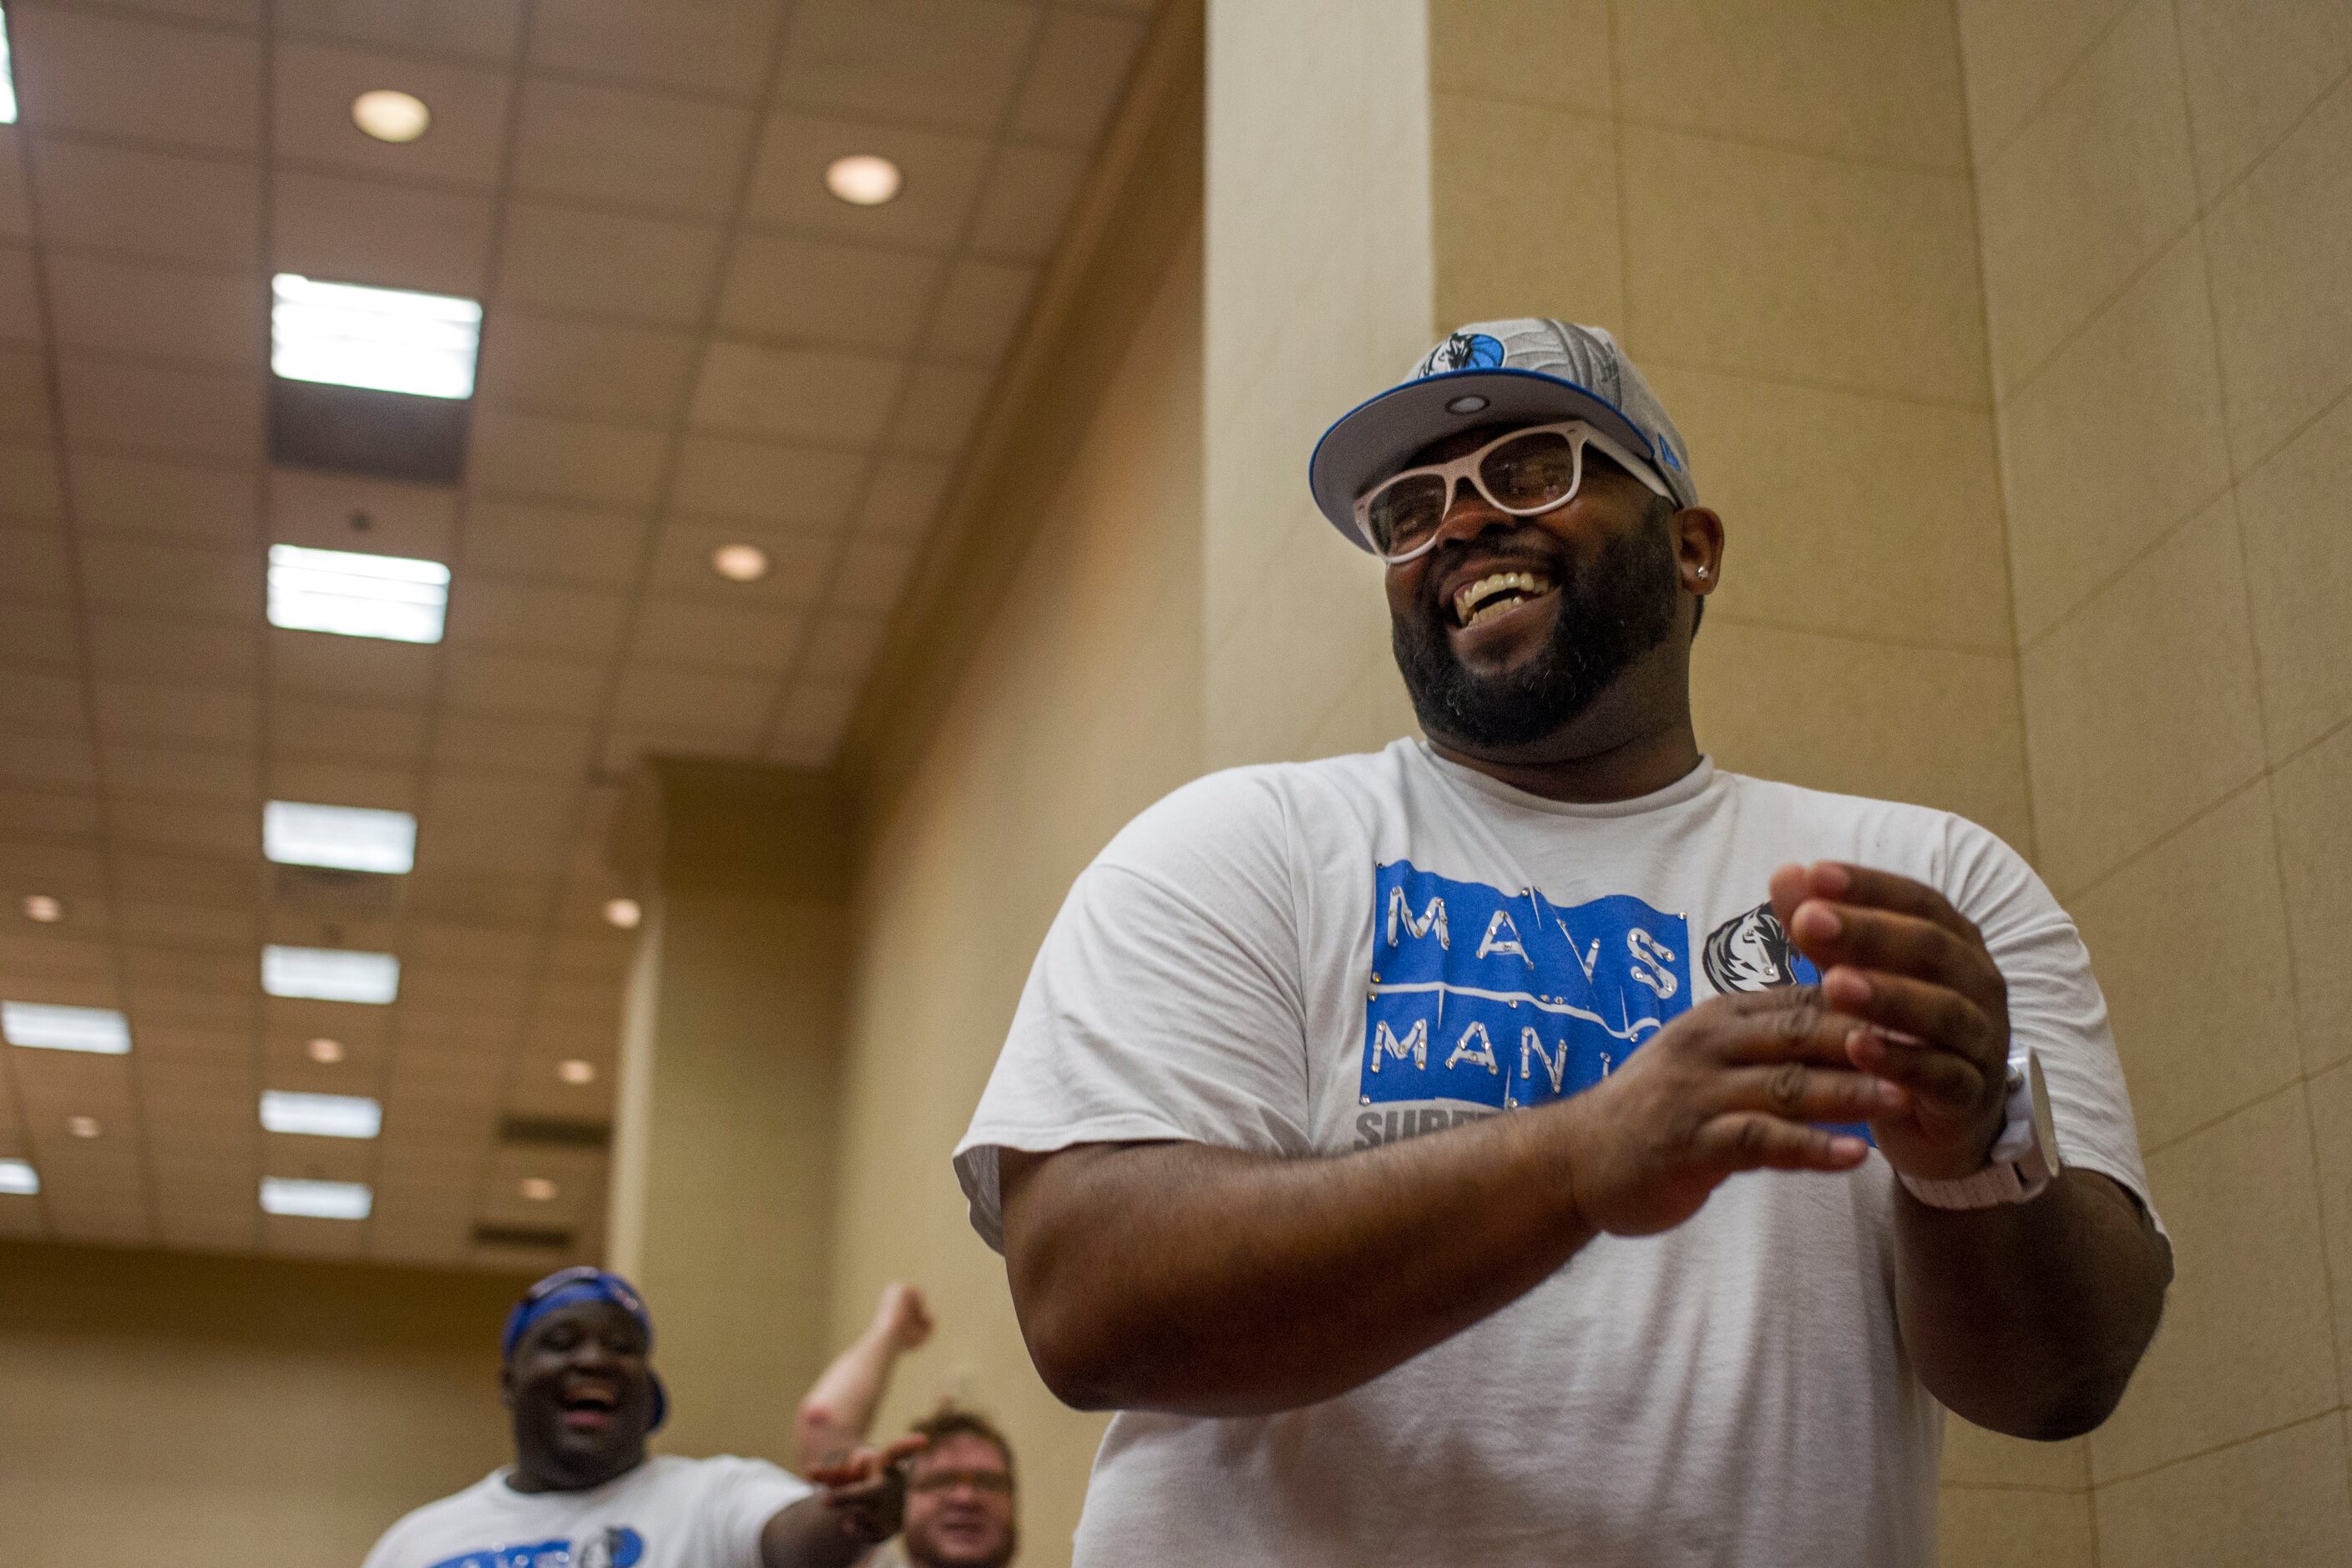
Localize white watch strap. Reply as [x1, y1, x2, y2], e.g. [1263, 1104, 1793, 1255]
[1899, 1051, 2061, 1211]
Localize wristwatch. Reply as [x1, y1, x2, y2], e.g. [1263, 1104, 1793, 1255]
[1897, 1050, 2061, 1210]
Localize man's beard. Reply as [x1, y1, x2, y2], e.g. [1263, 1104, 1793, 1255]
[1392, 508, 1680, 751]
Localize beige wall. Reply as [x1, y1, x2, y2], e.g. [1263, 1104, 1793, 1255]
[822, 154, 1205, 1568]
[1945, 1, 2352, 1559]
[0, 1240, 529, 1567]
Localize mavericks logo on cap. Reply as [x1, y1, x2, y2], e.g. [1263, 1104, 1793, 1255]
[1416, 331, 1505, 377]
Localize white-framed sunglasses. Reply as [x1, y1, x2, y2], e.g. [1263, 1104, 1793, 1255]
[1350, 420, 1673, 564]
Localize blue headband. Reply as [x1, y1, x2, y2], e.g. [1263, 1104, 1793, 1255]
[503, 1267, 668, 1431]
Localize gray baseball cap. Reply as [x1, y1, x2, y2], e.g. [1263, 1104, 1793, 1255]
[1308, 319, 1698, 551]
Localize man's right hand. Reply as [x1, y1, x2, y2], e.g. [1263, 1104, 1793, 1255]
[1560, 986, 1899, 1237]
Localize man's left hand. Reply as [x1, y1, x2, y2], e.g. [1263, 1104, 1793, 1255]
[1768, 862, 2011, 1182]
[807, 1435, 925, 1544]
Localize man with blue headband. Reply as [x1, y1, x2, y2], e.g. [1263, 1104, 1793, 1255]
[362, 1267, 918, 1568]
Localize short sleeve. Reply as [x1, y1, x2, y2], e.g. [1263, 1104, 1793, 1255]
[953, 767, 1314, 1250]
[1943, 818, 2162, 1231]
[700, 1455, 815, 1568]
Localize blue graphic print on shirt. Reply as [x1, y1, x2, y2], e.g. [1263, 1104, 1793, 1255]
[428, 1528, 643, 1568]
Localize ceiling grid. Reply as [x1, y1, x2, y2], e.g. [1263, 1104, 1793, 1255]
[0, 0, 1158, 1267]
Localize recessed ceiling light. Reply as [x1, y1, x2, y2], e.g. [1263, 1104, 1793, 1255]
[260, 1090, 382, 1139]
[519, 1176, 559, 1202]
[66, 1115, 100, 1140]
[0, 1159, 36, 1196]
[268, 544, 451, 645]
[2, 1001, 132, 1055]
[271, 272, 483, 400]
[306, 1037, 346, 1065]
[0, 12, 18, 127]
[604, 898, 642, 929]
[264, 801, 418, 874]
[352, 88, 431, 144]
[557, 1059, 597, 1086]
[260, 946, 400, 1005]
[712, 543, 770, 582]
[826, 153, 903, 205]
[21, 894, 62, 923]
[260, 1176, 372, 1220]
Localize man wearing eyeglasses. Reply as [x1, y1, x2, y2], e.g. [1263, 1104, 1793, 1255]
[360, 1267, 921, 1568]
[953, 321, 2172, 1565]
[864, 1411, 1019, 1568]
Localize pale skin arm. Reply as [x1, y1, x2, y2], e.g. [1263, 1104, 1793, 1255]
[1768, 862, 2172, 1438]
[1001, 987, 1900, 1416]
[795, 1284, 934, 1470]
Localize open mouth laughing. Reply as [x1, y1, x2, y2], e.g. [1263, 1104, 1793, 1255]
[559, 1382, 621, 1434]
[1449, 569, 1559, 631]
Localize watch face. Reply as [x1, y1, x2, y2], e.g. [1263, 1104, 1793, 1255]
[2026, 1052, 2061, 1173]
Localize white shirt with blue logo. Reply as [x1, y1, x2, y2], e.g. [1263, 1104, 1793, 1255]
[361, 1454, 812, 1568]
[955, 741, 2154, 1568]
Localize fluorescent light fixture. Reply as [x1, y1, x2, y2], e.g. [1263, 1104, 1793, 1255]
[264, 801, 417, 873]
[268, 543, 450, 644]
[0, 13, 18, 126]
[0, 1159, 35, 1196]
[261, 946, 400, 1005]
[271, 272, 482, 399]
[2, 1001, 132, 1055]
[260, 1090, 383, 1140]
[260, 1176, 372, 1220]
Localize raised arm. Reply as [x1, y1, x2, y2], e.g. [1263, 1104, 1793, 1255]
[795, 1284, 933, 1470]
[1000, 987, 1902, 1416]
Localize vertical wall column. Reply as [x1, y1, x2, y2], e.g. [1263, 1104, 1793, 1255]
[607, 759, 849, 1464]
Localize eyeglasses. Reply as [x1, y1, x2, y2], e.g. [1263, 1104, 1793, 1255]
[909, 1468, 1014, 1496]
[1351, 420, 1672, 564]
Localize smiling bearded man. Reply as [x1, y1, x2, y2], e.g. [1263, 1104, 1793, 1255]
[953, 320, 2174, 1566]
[361, 1268, 919, 1568]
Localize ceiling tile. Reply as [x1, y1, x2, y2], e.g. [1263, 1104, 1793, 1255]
[271, 42, 513, 189]
[925, 259, 1039, 364]
[270, 628, 437, 705]
[766, 677, 859, 766]
[889, 363, 994, 457]
[529, 0, 787, 104]
[0, 666, 86, 737]
[0, 246, 43, 345]
[32, 139, 260, 270]
[648, 521, 829, 608]
[123, 943, 250, 1001]
[89, 613, 259, 683]
[13, 5, 264, 155]
[262, 996, 390, 1051]
[0, 730, 98, 792]
[970, 141, 1089, 260]
[0, 601, 75, 667]
[261, 1215, 365, 1258]
[853, 455, 953, 541]
[461, 498, 645, 589]
[831, 535, 920, 611]
[670, 435, 864, 529]
[772, 0, 1041, 133]
[119, 898, 257, 953]
[432, 712, 595, 780]
[104, 742, 256, 802]
[717, 233, 943, 355]
[58, 358, 262, 463]
[0, 445, 64, 522]
[476, 314, 700, 427]
[627, 597, 804, 677]
[442, 650, 607, 721]
[443, 577, 630, 660]
[271, 695, 429, 768]
[268, 468, 455, 559]
[0, 785, 101, 841]
[468, 408, 669, 510]
[112, 851, 257, 913]
[743, 113, 991, 253]
[0, 524, 72, 600]
[498, 204, 724, 330]
[266, 759, 417, 813]
[601, 723, 758, 773]
[0, 840, 108, 897]
[96, 680, 260, 749]
[109, 797, 257, 857]
[417, 776, 575, 873]
[72, 453, 255, 546]
[1011, 7, 1148, 146]
[406, 923, 536, 969]
[272, 169, 496, 297]
[609, 665, 775, 735]
[687, 341, 903, 446]
[796, 611, 887, 684]
[0, 346, 52, 443]
[513, 78, 755, 221]
[0, 931, 113, 987]
[278, 0, 528, 63]
[78, 535, 259, 623]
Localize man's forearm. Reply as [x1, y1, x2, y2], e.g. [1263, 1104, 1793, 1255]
[1894, 1167, 2170, 1439]
[1000, 1105, 1597, 1418]
[759, 1496, 875, 1568]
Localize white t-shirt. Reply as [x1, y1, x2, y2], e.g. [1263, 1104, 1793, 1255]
[361, 1454, 812, 1568]
[954, 741, 2155, 1568]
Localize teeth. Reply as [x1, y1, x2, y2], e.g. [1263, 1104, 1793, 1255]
[1453, 571, 1555, 627]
